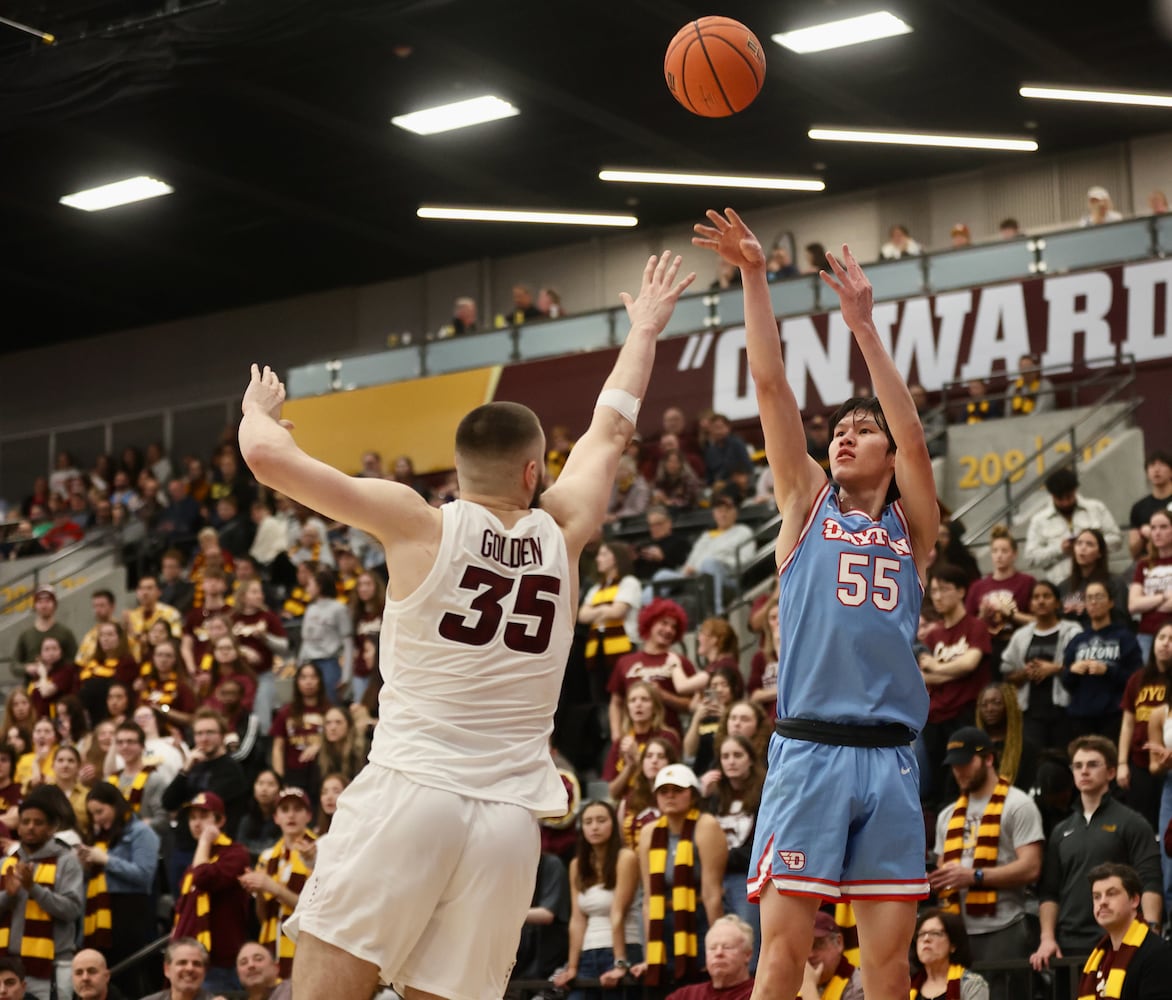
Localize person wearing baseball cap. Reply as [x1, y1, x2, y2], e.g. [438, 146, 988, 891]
[172, 789, 251, 994]
[12, 582, 78, 668]
[240, 788, 316, 981]
[1082, 186, 1123, 227]
[930, 726, 1044, 1000]
[800, 910, 863, 1000]
[637, 764, 727, 990]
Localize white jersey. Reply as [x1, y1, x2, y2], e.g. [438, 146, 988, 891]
[370, 499, 574, 817]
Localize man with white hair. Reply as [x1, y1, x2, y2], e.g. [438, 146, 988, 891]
[665, 915, 755, 1000]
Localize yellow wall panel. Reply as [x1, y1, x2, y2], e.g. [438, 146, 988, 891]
[282, 367, 501, 474]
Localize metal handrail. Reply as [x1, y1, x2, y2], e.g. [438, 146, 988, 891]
[0, 527, 124, 617]
[109, 932, 169, 977]
[952, 373, 1142, 547]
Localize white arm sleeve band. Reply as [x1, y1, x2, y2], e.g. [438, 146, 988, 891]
[595, 388, 641, 427]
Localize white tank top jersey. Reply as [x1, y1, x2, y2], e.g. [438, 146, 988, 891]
[370, 499, 574, 817]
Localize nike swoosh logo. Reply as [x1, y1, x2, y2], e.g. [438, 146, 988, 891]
[1063, 830, 1074, 837]
[900, 767, 912, 775]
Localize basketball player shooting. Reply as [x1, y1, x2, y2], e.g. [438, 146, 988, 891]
[693, 209, 939, 1000]
[238, 250, 695, 1000]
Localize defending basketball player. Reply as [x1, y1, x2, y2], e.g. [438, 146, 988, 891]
[237, 250, 695, 1000]
[693, 209, 938, 1000]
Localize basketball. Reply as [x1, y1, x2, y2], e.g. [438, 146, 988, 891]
[664, 16, 766, 117]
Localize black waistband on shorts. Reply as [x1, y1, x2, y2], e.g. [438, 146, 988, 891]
[774, 718, 916, 748]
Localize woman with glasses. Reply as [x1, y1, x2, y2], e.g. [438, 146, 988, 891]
[909, 909, 989, 1000]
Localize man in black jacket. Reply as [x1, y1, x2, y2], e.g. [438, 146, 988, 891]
[161, 707, 248, 894]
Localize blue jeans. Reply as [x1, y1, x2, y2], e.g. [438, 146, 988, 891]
[313, 657, 343, 705]
[1139, 633, 1155, 662]
[723, 871, 761, 972]
[351, 673, 371, 706]
[568, 943, 644, 1000]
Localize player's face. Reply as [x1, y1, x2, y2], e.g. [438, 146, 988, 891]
[719, 740, 750, 781]
[1072, 750, 1114, 796]
[929, 579, 963, 615]
[829, 411, 894, 484]
[580, 804, 613, 845]
[989, 538, 1015, 572]
[642, 743, 669, 779]
[914, 918, 952, 966]
[1091, 877, 1138, 933]
[726, 705, 758, 739]
[626, 688, 654, 725]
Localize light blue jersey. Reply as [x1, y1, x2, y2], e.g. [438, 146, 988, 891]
[776, 481, 928, 732]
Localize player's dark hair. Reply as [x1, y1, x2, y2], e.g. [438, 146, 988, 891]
[1087, 862, 1143, 900]
[455, 402, 543, 463]
[828, 396, 899, 506]
[574, 800, 622, 891]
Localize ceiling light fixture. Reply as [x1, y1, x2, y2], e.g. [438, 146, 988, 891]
[599, 168, 824, 191]
[392, 95, 519, 135]
[808, 127, 1038, 152]
[773, 11, 911, 53]
[417, 206, 638, 227]
[1019, 84, 1172, 109]
[59, 176, 174, 211]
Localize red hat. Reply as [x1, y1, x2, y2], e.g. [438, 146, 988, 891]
[278, 787, 312, 810]
[187, 791, 225, 816]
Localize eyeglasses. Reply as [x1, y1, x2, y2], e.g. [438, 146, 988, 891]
[916, 929, 947, 940]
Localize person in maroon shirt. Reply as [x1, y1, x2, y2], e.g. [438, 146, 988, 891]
[27, 634, 77, 720]
[76, 622, 139, 727]
[230, 579, 289, 732]
[917, 563, 991, 808]
[661, 915, 755, 1000]
[269, 664, 325, 798]
[171, 790, 251, 993]
[137, 639, 198, 731]
[180, 570, 231, 679]
[0, 745, 20, 830]
[603, 681, 681, 802]
[746, 603, 779, 719]
[607, 599, 694, 739]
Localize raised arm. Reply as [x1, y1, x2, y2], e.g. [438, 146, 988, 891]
[238, 364, 436, 548]
[821, 247, 940, 573]
[542, 252, 695, 556]
[692, 210, 825, 542]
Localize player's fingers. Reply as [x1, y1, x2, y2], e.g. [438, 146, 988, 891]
[725, 207, 747, 230]
[619, 291, 633, 309]
[818, 270, 842, 293]
[825, 251, 846, 277]
[705, 209, 728, 231]
[642, 254, 657, 284]
[693, 223, 719, 238]
[673, 271, 697, 295]
[664, 253, 683, 284]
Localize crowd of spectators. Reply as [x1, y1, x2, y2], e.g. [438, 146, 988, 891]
[0, 383, 1169, 999]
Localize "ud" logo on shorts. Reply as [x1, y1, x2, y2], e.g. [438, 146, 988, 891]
[776, 849, 806, 871]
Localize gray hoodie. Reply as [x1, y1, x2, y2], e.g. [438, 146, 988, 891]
[0, 837, 85, 963]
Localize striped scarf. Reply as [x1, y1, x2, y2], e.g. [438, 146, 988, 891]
[174, 833, 233, 952]
[0, 854, 58, 979]
[833, 902, 859, 967]
[1078, 920, 1149, 1000]
[83, 841, 112, 949]
[938, 780, 1008, 916]
[282, 587, 310, 619]
[583, 584, 632, 661]
[820, 955, 859, 1000]
[141, 674, 181, 708]
[335, 575, 357, 606]
[910, 963, 964, 999]
[644, 808, 700, 987]
[109, 767, 155, 814]
[79, 656, 120, 682]
[258, 838, 314, 979]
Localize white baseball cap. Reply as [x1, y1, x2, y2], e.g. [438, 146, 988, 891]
[654, 763, 701, 793]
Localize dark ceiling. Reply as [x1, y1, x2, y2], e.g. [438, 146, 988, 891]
[1, 0, 1170, 351]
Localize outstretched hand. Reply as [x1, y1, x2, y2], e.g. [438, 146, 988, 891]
[242, 363, 296, 430]
[819, 245, 874, 333]
[691, 208, 765, 270]
[620, 251, 696, 333]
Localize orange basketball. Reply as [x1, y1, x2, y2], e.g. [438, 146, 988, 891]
[664, 16, 766, 118]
